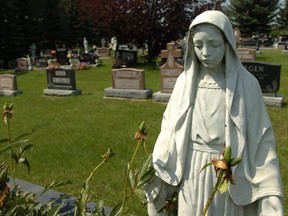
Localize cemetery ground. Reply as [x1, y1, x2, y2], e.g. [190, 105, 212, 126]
[0, 50, 287, 215]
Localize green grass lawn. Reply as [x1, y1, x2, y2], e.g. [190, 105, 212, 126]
[0, 49, 287, 215]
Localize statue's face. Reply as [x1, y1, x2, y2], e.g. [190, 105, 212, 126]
[192, 24, 225, 70]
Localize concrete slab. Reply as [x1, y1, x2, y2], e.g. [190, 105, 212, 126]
[0, 89, 23, 96]
[104, 87, 152, 100]
[8, 178, 112, 215]
[43, 89, 82, 96]
[152, 91, 171, 103]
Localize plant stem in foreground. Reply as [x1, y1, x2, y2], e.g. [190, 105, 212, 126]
[201, 170, 224, 216]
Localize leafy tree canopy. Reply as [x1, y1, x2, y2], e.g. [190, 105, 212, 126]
[78, 0, 225, 60]
[223, 0, 279, 37]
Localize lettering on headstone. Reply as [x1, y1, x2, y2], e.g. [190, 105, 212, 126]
[97, 48, 110, 57]
[242, 61, 281, 93]
[0, 74, 18, 91]
[46, 68, 77, 90]
[112, 68, 145, 90]
[237, 48, 256, 61]
[160, 52, 183, 93]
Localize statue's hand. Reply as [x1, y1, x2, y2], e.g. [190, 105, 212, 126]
[260, 196, 283, 216]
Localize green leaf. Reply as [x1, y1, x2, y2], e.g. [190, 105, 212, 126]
[15, 132, 33, 141]
[218, 180, 229, 193]
[46, 203, 63, 216]
[19, 157, 31, 173]
[133, 188, 147, 204]
[21, 144, 33, 153]
[109, 202, 123, 216]
[138, 154, 152, 179]
[137, 166, 155, 187]
[230, 157, 243, 166]
[129, 168, 135, 189]
[199, 162, 213, 173]
[11, 151, 18, 162]
[0, 140, 28, 155]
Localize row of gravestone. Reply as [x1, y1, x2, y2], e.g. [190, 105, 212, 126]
[0, 60, 283, 107]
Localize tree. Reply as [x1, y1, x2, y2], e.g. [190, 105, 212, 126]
[78, 0, 224, 61]
[276, 0, 288, 33]
[223, 0, 279, 37]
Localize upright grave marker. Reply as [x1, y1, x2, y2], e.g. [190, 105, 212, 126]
[237, 48, 256, 61]
[153, 50, 184, 102]
[0, 74, 23, 96]
[56, 46, 69, 65]
[104, 68, 152, 99]
[242, 61, 283, 106]
[15, 58, 29, 72]
[44, 68, 82, 96]
[160, 42, 183, 66]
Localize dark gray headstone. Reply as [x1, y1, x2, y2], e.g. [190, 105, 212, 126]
[46, 68, 77, 90]
[242, 61, 281, 93]
[56, 47, 69, 65]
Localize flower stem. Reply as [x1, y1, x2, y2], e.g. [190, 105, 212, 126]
[80, 159, 106, 195]
[202, 169, 224, 216]
[121, 139, 142, 215]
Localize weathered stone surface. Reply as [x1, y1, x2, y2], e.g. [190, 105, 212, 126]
[104, 87, 152, 100]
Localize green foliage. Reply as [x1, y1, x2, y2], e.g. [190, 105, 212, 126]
[0, 103, 73, 215]
[276, 0, 288, 31]
[223, 0, 280, 36]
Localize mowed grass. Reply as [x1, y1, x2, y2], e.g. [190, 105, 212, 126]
[0, 49, 287, 215]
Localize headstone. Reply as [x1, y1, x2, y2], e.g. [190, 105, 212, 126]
[15, 58, 29, 72]
[44, 68, 82, 96]
[160, 53, 183, 93]
[160, 43, 182, 59]
[241, 39, 259, 50]
[112, 68, 145, 90]
[56, 46, 68, 65]
[0, 74, 23, 96]
[104, 68, 152, 99]
[36, 57, 48, 68]
[282, 41, 288, 54]
[153, 52, 184, 102]
[237, 48, 256, 61]
[242, 61, 283, 106]
[79, 53, 95, 64]
[97, 48, 110, 58]
[114, 49, 137, 67]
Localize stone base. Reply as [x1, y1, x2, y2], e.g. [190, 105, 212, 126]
[104, 87, 152, 100]
[0, 89, 23, 96]
[263, 94, 284, 107]
[152, 92, 284, 107]
[282, 50, 288, 54]
[43, 89, 82, 96]
[152, 91, 171, 103]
